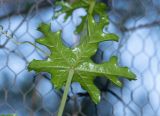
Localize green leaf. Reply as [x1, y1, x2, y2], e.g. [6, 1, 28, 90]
[75, 16, 87, 34]
[54, 0, 110, 34]
[54, 0, 88, 19]
[28, 17, 136, 104]
[28, 1, 136, 104]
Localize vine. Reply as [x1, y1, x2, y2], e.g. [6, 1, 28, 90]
[0, 0, 136, 116]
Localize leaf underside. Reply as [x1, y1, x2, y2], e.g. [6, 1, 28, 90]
[28, 1, 136, 104]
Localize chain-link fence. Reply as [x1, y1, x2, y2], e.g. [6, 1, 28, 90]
[0, 0, 160, 116]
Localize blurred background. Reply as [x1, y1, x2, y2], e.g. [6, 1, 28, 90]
[0, 0, 160, 116]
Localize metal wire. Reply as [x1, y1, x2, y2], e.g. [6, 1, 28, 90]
[0, 0, 160, 116]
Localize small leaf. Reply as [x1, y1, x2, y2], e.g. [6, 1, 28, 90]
[54, 0, 88, 19]
[75, 16, 87, 34]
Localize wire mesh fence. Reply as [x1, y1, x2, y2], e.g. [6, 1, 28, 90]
[0, 0, 160, 116]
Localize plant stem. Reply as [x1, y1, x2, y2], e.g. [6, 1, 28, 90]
[58, 69, 74, 116]
[88, 0, 96, 15]
[58, 1, 95, 116]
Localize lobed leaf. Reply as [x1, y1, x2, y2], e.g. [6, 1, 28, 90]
[28, 1, 136, 104]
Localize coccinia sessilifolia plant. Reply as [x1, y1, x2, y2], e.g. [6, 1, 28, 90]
[27, 0, 136, 116]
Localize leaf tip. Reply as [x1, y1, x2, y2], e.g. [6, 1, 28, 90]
[93, 95, 101, 104]
[37, 23, 51, 33]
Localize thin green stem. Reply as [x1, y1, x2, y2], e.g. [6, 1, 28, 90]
[88, 0, 96, 37]
[87, 0, 96, 37]
[88, 0, 96, 15]
[58, 69, 74, 116]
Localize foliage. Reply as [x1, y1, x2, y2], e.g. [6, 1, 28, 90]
[28, 0, 136, 115]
